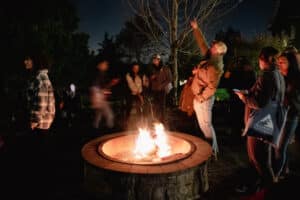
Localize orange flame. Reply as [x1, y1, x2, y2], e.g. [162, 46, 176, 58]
[154, 123, 171, 158]
[134, 128, 156, 159]
[134, 123, 171, 159]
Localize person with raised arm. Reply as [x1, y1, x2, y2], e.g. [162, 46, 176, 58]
[190, 19, 227, 159]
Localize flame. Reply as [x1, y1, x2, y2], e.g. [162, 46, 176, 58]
[134, 123, 171, 160]
[134, 128, 156, 159]
[154, 123, 171, 158]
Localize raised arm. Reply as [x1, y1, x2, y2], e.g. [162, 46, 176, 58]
[190, 19, 209, 56]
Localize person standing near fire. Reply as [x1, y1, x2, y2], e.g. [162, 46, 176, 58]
[90, 59, 120, 130]
[190, 19, 227, 159]
[148, 54, 172, 125]
[27, 53, 56, 133]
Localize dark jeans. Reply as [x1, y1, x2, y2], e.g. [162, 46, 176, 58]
[126, 95, 143, 119]
[151, 90, 166, 123]
[273, 115, 299, 176]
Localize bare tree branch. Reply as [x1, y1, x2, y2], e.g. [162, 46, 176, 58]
[126, 0, 242, 102]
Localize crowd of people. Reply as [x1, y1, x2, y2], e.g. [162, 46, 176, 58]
[181, 20, 300, 197]
[233, 46, 300, 195]
[89, 53, 173, 132]
[0, 19, 300, 199]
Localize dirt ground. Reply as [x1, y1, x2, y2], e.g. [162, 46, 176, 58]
[0, 107, 299, 200]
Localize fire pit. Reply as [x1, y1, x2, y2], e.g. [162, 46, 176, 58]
[100, 124, 195, 165]
[82, 125, 212, 199]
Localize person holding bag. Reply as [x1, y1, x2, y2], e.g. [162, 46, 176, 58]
[234, 46, 285, 194]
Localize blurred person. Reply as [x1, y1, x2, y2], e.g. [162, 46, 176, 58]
[190, 19, 227, 158]
[149, 54, 172, 124]
[90, 59, 119, 130]
[275, 52, 300, 179]
[234, 46, 283, 194]
[60, 83, 81, 128]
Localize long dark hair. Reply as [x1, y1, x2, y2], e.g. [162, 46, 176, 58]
[128, 62, 140, 79]
[259, 46, 279, 70]
[279, 52, 300, 89]
[152, 58, 164, 70]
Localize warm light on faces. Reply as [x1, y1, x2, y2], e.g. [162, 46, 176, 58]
[258, 57, 271, 70]
[210, 45, 219, 55]
[152, 58, 160, 66]
[24, 58, 33, 70]
[210, 41, 227, 56]
[132, 65, 140, 74]
[277, 56, 289, 75]
[97, 61, 109, 71]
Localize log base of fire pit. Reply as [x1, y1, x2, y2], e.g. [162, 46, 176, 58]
[82, 131, 212, 200]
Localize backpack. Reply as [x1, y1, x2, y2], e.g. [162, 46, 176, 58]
[179, 77, 195, 116]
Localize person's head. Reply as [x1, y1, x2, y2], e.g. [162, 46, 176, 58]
[258, 46, 279, 70]
[96, 60, 109, 72]
[68, 83, 76, 97]
[284, 46, 298, 54]
[152, 54, 162, 67]
[210, 40, 227, 56]
[70, 83, 76, 93]
[24, 56, 33, 70]
[277, 52, 299, 77]
[131, 62, 140, 74]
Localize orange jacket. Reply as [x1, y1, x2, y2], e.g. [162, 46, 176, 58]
[191, 27, 224, 102]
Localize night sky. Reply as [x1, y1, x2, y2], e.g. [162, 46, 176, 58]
[72, 0, 274, 51]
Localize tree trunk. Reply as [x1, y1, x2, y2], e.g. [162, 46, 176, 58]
[170, 0, 179, 106]
[170, 47, 178, 106]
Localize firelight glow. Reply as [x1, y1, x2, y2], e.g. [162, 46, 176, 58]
[134, 124, 171, 160]
[134, 128, 156, 159]
[154, 123, 171, 158]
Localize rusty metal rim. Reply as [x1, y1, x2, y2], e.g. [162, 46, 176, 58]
[97, 132, 196, 166]
[81, 131, 212, 174]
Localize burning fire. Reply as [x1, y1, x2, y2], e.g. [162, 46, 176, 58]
[134, 123, 171, 160]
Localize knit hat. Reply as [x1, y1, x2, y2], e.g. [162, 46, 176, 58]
[152, 54, 161, 60]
